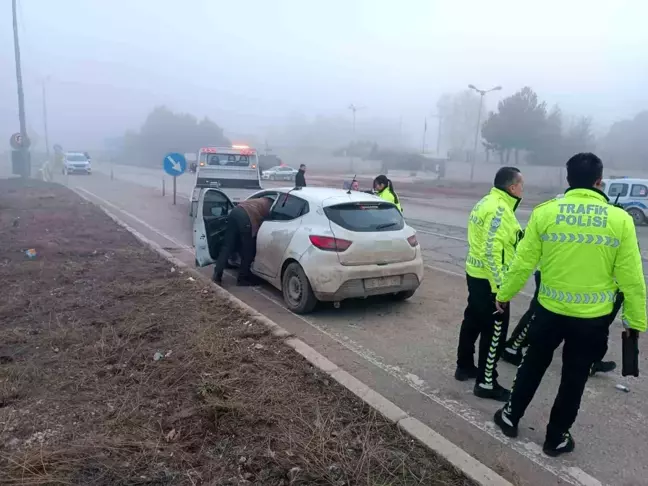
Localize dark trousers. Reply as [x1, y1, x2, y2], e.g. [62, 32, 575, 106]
[457, 275, 510, 385]
[213, 206, 256, 283]
[506, 271, 541, 352]
[504, 304, 609, 443]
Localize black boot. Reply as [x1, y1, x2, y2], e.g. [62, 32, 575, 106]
[543, 432, 575, 457]
[454, 366, 478, 382]
[590, 360, 616, 376]
[474, 382, 510, 402]
[494, 408, 518, 438]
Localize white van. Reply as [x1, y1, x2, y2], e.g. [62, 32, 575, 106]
[189, 145, 263, 217]
[195, 145, 261, 190]
[601, 178, 648, 225]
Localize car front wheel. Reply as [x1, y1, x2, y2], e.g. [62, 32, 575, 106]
[282, 262, 318, 314]
[627, 208, 646, 226]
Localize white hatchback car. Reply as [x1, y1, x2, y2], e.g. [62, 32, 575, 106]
[193, 187, 424, 313]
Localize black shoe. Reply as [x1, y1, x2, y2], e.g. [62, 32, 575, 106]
[212, 273, 223, 285]
[455, 366, 478, 382]
[474, 382, 511, 402]
[543, 432, 575, 457]
[494, 408, 518, 438]
[236, 278, 257, 287]
[501, 346, 523, 366]
[590, 360, 617, 376]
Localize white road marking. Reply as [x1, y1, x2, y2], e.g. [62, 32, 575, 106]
[79, 184, 604, 486]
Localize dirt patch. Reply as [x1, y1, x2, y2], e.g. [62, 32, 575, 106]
[0, 178, 476, 485]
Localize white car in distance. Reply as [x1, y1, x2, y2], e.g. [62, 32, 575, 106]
[62, 152, 91, 175]
[261, 165, 298, 181]
[194, 187, 424, 313]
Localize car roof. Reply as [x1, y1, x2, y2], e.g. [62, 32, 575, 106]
[65, 152, 86, 156]
[604, 178, 648, 184]
[266, 186, 385, 207]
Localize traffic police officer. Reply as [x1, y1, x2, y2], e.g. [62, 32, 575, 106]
[502, 265, 618, 376]
[456, 167, 524, 402]
[493, 152, 646, 457]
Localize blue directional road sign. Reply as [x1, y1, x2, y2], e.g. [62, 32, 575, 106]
[163, 152, 187, 177]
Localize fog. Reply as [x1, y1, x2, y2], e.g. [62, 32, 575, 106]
[2, 0, 647, 151]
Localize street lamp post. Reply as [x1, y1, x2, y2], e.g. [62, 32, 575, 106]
[347, 103, 365, 172]
[468, 84, 501, 182]
[42, 77, 51, 162]
[429, 113, 443, 156]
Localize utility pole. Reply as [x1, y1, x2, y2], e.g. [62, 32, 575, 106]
[12, 0, 29, 178]
[468, 84, 501, 182]
[42, 77, 51, 161]
[421, 118, 427, 154]
[429, 113, 443, 156]
[347, 103, 365, 171]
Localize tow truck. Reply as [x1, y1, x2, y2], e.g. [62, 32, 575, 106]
[189, 145, 263, 217]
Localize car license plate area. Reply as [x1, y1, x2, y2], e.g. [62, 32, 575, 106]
[364, 276, 401, 289]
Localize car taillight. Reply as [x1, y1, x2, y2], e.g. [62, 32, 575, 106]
[309, 235, 352, 252]
[407, 234, 418, 247]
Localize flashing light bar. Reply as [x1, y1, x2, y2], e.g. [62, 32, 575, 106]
[199, 146, 257, 154]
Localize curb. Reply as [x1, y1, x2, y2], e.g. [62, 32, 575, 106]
[72, 187, 514, 486]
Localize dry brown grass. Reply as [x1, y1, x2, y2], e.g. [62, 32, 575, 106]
[0, 179, 475, 486]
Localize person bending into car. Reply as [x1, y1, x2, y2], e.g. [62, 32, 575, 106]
[373, 175, 402, 212]
[213, 197, 273, 286]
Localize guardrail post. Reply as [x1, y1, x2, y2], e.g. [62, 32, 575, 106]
[162, 178, 165, 197]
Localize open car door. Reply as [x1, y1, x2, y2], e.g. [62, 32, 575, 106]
[193, 189, 235, 267]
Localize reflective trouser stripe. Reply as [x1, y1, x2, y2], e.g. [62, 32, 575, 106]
[483, 318, 503, 385]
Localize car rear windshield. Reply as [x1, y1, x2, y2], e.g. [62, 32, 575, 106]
[324, 202, 404, 232]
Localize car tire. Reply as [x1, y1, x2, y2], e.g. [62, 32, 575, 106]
[627, 208, 645, 226]
[390, 289, 417, 301]
[282, 262, 318, 314]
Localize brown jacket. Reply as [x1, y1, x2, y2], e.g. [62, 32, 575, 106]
[238, 197, 273, 237]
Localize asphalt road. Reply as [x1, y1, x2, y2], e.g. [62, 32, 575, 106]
[61, 164, 648, 486]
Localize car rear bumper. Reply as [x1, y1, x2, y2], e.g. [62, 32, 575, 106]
[66, 166, 91, 173]
[302, 250, 424, 301]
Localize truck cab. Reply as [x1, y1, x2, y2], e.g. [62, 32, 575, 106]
[189, 145, 263, 217]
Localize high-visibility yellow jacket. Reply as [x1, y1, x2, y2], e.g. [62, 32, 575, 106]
[377, 188, 403, 212]
[465, 187, 523, 293]
[497, 188, 647, 331]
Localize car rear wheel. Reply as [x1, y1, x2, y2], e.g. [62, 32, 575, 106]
[627, 208, 645, 226]
[390, 289, 416, 301]
[282, 262, 318, 314]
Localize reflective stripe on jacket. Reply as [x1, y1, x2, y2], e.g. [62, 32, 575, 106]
[465, 187, 522, 293]
[377, 188, 403, 212]
[497, 187, 647, 331]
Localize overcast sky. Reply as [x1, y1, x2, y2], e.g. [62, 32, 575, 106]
[1, 0, 646, 149]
